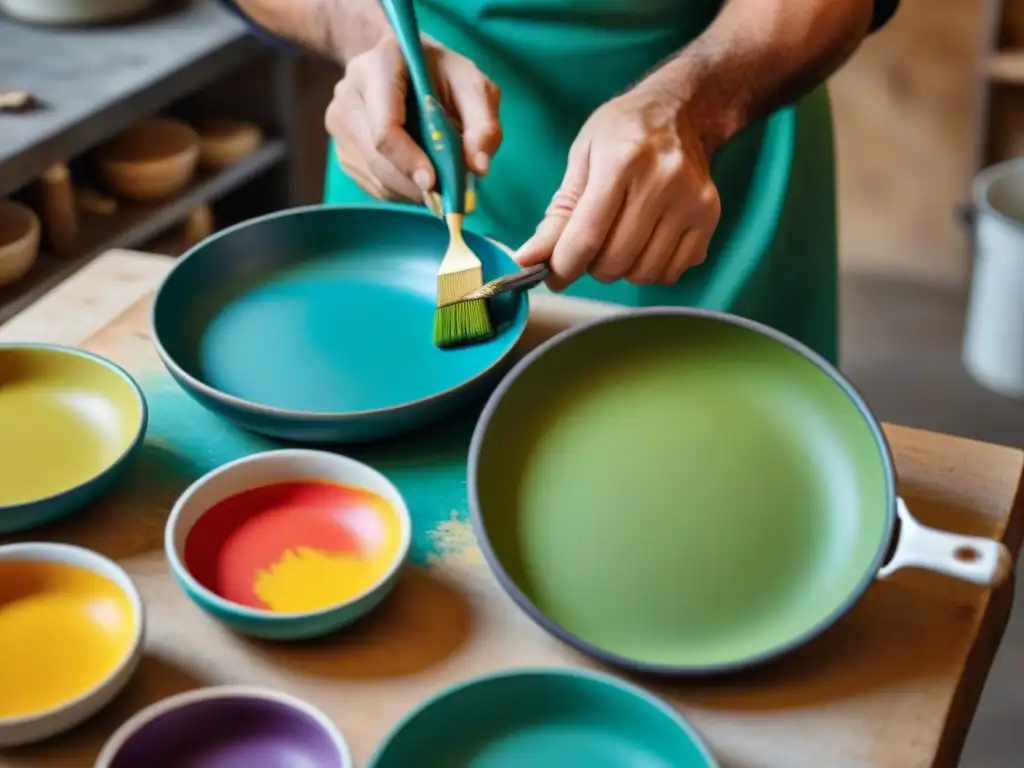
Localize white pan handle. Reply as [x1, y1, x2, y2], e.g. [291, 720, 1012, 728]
[879, 497, 1012, 587]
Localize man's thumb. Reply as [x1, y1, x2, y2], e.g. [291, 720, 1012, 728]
[515, 216, 565, 267]
[516, 150, 588, 268]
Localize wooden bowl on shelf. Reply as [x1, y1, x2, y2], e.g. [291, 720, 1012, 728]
[195, 119, 263, 169]
[97, 118, 199, 202]
[0, 200, 41, 287]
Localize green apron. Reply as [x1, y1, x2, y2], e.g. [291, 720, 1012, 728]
[325, 0, 839, 363]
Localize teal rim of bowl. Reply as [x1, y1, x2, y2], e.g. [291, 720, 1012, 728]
[0, 542, 146, 729]
[366, 666, 721, 767]
[164, 449, 413, 622]
[468, 307, 897, 676]
[0, 343, 148, 514]
[149, 203, 529, 421]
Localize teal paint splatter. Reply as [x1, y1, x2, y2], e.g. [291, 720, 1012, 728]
[135, 369, 478, 563]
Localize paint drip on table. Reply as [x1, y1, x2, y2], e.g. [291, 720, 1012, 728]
[183, 481, 404, 613]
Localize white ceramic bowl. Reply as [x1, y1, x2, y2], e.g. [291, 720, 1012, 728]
[165, 449, 412, 640]
[0, 542, 145, 747]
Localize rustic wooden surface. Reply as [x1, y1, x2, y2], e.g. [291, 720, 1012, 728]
[1, 250, 1023, 768]
[0, 250, 173, 345]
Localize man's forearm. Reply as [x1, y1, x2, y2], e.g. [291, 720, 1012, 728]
[646, 0, 874, 152]
[233, 0, 389, 63]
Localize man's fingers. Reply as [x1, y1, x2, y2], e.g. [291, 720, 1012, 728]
[333, 90, 424, 201]
[365, 152, 428, 202]
[589, 181, 663, 283]
[516, 215, 567, 270]
[660, 228, 704, 285]
[515, 143, 590, 284]
[357, 64, 434, 192]
[658, 185, 719, 284]
[328, 91, 390, 200]
[549, 160, 626, 289]
[625, 212, 685, 285]
[450, 76, 503, 176]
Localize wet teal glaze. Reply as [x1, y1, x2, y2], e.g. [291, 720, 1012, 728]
[368, 668, 718, 767]
[138, 370, 475, 564]
[152, 205, 528, 443]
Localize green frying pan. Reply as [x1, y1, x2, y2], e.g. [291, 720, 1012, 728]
[469, 309, 1013, 674]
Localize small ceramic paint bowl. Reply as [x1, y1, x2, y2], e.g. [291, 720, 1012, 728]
[0, 542, 145, 747]
[368, 667, 719, 767]
[0, 344, 147, 534]
[95, 686, 353, 768]
[166, 449, 412, 640]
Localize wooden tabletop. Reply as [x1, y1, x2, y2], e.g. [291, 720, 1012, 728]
[1, 249, 1023, 768]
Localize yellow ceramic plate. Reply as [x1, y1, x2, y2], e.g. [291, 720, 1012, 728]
[0, 345, 146, 531]
[0, 543, 144, 747]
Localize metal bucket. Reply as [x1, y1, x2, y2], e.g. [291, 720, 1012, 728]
[963, 157, 1024, 399]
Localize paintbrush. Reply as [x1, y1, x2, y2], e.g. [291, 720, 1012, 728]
[438, 264, 550, 307]
[381, 0, 493, 349]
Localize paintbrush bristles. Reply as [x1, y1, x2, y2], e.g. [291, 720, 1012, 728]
[433, 299, 494, 348]
[433, 212, 494, 348]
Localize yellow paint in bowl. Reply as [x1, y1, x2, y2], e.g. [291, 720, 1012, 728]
[0, 345, 144, 507]
[0, 559, 137, 718]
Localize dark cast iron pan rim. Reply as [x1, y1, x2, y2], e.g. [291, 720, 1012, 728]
[149, 203, 528, 422]
[0, 343, 149, 514]
[468, 306, 898, 677]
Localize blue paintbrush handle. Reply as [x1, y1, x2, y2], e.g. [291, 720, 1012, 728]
[381, 0, 466, 215]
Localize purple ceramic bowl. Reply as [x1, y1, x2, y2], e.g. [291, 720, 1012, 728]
[95, 687, 352, 768]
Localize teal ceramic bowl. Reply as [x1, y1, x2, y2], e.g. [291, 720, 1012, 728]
[165, 449, 411, 640]
[470, 309, 1013, 675]
[151, 204, 528, 443]
[368, 667, 718, 767]
[0, 344, 147, 534]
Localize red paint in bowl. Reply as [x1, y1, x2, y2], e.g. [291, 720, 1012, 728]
[183, 481, 404, 613]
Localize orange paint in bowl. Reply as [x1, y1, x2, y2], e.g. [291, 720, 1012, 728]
[183, 481, 404, 613]
[0, 560, 136, 718]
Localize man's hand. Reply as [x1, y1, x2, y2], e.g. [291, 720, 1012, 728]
[325, 35, 502, 202]
[515, 82, 720, 290]
[516, 0, 878, 292]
